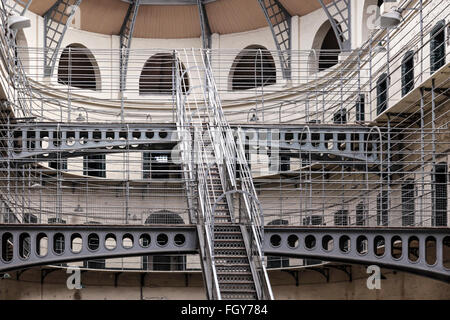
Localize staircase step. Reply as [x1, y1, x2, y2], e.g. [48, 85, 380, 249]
[217, 271, 252, 275]
[220, 292, 257, 300]
[219, 288, 256, 294]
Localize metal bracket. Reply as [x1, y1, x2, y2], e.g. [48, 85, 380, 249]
[114, 272, 123, 287]
[329, 264, 352, 282]
[16, 268, 29, 280]
[282, 269, 299, 286]
[40, 268, 57, 284]
[309, 267, 330, 282]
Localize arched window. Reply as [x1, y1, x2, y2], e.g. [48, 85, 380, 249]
[310, 20, 341, 73]
[401, 51, 415, 96]
[143, 211, 186, 271]
[57, 44, 101, 91]
[230, 45, 276, 91]
[430, 20, 446, 73]
[376, 73, 389, 115]
[139, 53, 189, 95]
[319, 25, 340, 71]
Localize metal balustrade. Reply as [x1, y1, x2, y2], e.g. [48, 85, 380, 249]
[0, 0, 447, 297]
[0, 224, 198, 273]
[264, 227, 450, 282]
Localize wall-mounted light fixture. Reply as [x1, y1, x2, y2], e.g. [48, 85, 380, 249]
[7, 15, 30, 30]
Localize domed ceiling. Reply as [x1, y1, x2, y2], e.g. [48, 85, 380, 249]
[28, 0, 331, 39]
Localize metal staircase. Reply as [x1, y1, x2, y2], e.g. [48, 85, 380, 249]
[175, 50, 273, 300]
[200, 133, 258, 299]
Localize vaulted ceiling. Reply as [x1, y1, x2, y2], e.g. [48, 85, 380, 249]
[28, 0, 331, 39]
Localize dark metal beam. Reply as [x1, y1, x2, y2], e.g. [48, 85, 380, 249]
[197, 0, 211, 49]
[43, 0, 83, 77]
[264, 227, 450, 282]
[120, 0, 141, 91]
[257, 0, 291, 79]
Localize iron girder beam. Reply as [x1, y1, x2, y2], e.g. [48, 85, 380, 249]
[0, 224, 198, 273]
[5, 123, 380, 164]
[257, 0, 291, 79]
[120, 0, 141, 92]
[317, 0, 352, 50]
[264, 227, 450, 282]
[196, 0, 211, 50]
[43, 0, 82, 77]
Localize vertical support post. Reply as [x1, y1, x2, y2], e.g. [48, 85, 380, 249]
[419, 87, 425, 226]
[386, 114, 391, 226]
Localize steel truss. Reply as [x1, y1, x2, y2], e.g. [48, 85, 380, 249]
[318, 0, 352, 50]
[4, 0, 32, 16]
[197, 0, 211, 50]
[264, 227, 450, 282]
[0, 225, 448, 283]
[0, 224, 198, 273]
[257, 0, 291, 79]
[120, 0, 140, 92]
[43, 0, 82, 77]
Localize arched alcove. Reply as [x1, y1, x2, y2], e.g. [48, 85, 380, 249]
[15, 30, 29, 73]
[57, 43, 101, 91]
[309, 20, 341, 74]
[143, 210, 186, 271]
[229, 45, 276, 91]
[139, 53, 189, 95]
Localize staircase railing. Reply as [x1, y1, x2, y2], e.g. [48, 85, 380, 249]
[0, 2, 34, 119]
[199, 51, 274, 300]
[174, 52, 221, 300]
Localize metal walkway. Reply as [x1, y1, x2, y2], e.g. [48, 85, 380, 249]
[0, 224, 198, 273]
[4, 123, 380, 164]
[264, 227, 450, 282]
[0, 225, 448, 282]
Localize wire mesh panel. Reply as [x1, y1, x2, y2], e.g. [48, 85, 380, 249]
[0, 0, 448, 276]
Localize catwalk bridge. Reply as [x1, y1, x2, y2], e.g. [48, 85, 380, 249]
[0, 224, 449, 282]
[4, 122, 381, 164]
